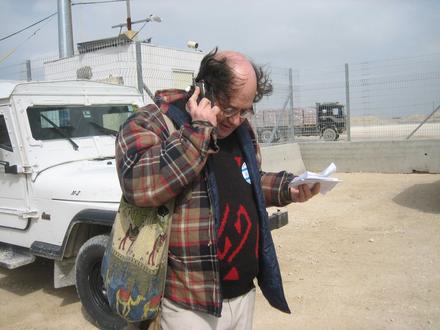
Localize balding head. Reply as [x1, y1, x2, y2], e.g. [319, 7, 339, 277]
[215, 51, 257, 105]
[195, 47, 272, 107]
[215, 51, 257, 82]
[194, 47, 273, 138]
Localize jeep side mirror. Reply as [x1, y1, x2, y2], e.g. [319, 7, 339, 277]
[0, 161, 18, 174]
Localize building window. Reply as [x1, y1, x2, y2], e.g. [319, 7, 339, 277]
[172, 70, 194, 90]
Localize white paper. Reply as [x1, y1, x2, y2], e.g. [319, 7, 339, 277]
[289, 162, 341, 195]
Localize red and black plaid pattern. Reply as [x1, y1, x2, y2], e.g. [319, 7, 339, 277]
[115, 90, 294, 316]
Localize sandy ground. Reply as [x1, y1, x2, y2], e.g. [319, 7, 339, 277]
[1, 173, 439, 330]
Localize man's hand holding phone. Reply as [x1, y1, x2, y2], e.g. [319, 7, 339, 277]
[186, 86, 220, 127]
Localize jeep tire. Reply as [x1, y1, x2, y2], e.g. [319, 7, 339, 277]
[75, 234, 126, 330]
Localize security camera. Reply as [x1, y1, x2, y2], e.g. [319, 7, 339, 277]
[187, 40, 199, 49]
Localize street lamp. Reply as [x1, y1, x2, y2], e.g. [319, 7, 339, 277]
[112, 14, 162, 40]
[112, 15, 162, 29]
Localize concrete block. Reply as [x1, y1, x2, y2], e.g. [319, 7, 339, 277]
[299, 140, 440, 173]
[261, 143, 306, 175]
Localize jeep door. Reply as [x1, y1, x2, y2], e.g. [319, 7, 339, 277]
[0, 105, 32, 230]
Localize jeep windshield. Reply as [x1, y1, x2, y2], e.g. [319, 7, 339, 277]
[27, 105, 134, 141]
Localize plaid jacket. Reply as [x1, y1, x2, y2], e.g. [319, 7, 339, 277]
[116, 90, 293, 317]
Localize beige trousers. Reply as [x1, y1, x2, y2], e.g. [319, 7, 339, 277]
[160, 288, 256, 330]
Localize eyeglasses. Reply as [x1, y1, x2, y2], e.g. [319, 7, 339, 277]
[222, 106, 255, 119]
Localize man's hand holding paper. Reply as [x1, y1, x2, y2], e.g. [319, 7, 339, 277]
[289, 163, 341, 196]
[289, 182, 321, 202]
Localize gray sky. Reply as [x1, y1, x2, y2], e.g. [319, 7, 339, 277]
[1, 0, 439, 118]
[1, 0, 439, 68]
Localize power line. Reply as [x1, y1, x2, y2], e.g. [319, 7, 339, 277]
[0, 0, 125, 43]
[0, 12, 57, 42]
[0, 12, 56, 64]
[0, 28, 42, 64]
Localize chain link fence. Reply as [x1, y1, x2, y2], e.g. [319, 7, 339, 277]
[253, 53, 440, 143]
[1, 42, 439, 143]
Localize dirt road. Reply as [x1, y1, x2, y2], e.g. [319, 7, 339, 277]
[1, 173, 439, 330]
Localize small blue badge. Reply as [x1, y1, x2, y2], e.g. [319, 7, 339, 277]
[241, 162, 251, 184]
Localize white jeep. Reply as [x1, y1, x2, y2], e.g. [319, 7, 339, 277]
[0, 79, 289, 329]
[0, 80, 144, 329]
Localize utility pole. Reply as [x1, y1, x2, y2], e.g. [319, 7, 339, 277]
[26, 60, 32, 81]
[126, 0, 132, 31]
[345, 63, 351, 141]
[57, 0, 74, 58]
[288, 68, 295, 141]
[112, 0, 162, 39]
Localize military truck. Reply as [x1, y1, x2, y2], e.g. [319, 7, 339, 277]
[253, 102, 346, 143]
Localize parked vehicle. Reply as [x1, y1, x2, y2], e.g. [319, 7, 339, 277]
[0, 79, 289, 328]
[0, 80, 143, 329]
[253, 102, 346, 142]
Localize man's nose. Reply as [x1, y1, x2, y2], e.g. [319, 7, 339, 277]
[228, 112, 242, 126]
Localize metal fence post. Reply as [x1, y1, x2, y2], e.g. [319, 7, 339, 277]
[135, 41, 144, 99]
[288, 68, 295, 141]
[344, 63, 351, 141]
[26, 60, 32, 81]
[406, 104, 440, 140]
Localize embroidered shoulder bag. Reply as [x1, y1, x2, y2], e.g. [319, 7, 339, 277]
[101, 112, 176, 324]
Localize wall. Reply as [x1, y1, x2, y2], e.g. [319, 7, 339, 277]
[43, 42, 204, 103]
[260, 143, 306, 174]
[299, 140, 440, 173]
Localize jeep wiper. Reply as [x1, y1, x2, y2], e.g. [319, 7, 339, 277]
[88, 121, 118, 136]
[40, 114, 79, 151]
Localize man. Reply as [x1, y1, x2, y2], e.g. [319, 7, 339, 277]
[116, 48, 320, 330]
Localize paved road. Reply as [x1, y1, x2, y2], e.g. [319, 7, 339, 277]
[350, 122, 440, 140]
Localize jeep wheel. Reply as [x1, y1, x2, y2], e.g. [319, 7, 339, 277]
[76, 235, 126, 330]
[322, 127, 338, 141]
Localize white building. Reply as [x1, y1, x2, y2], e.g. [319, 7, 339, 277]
[44, 35, 204, 103]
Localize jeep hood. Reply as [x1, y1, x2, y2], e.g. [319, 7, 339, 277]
[33, 159, 122, 203]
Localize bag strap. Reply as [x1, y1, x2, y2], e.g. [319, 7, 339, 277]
[157, 110, 176, 318]
[158, 109, 176, 224]
[162, 111, 177, 135]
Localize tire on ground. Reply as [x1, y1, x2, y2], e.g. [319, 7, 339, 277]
[322, 127, 338, 141]
[75, 234, 126, 330]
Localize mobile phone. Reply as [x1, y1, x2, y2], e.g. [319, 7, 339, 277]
[195, 81, 207, 99]
[189, 80, 213, 103]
